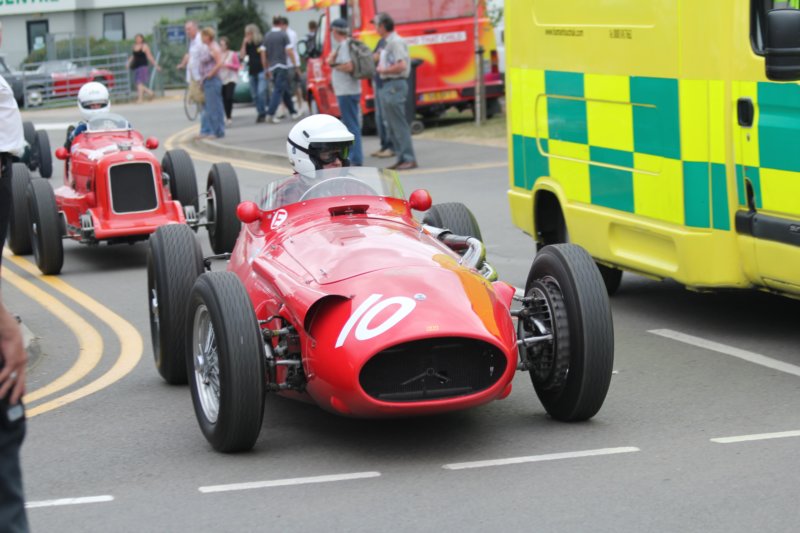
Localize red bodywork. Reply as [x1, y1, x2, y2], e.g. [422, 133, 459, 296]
[51, 67, 115, 97]
[305, 2, 503, 123]
[58, 129, 184, 242]
[229, 195, 518, 418]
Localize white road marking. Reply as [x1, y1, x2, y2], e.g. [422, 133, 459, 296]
[442, 446, 640, 470]
[199, 471, 381, 494]
[649, 329, 800, 378]
[32, 122, 73, 132]
[711, 430, 800, 444]
[26, 495, 114, 509]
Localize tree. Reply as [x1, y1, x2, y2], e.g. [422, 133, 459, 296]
[214, 0, 267, 50]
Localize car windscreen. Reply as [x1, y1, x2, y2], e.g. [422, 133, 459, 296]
[86, 113, 131, 133]
[260, 167, 406, 211]
[374, 0, 474, 24]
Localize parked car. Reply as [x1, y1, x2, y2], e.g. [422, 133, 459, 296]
[10, 113, 240, 275]
[21, 60, 115, 107]
[0, 54, 24, 106]
[148, 166, 615, 453]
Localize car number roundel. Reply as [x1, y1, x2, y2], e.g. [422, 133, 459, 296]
[335, 294, 416, 348]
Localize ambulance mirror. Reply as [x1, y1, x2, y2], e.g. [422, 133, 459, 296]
[765, 8, 800, 81]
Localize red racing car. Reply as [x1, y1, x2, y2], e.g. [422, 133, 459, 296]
[148, 167, 614, 452]
[11, 113, 241, 275]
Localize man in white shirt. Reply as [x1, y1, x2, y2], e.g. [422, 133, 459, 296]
[0, 19, 30, 533]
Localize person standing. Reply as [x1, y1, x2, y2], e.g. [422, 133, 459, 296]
[375, 13, 417, 170]
[0, 20, 29, 532]
[219, 36, 240, 126]
[198, 27, 225, 139]
[280, 17, 308, 115]
[177, 20, 205, 102]
[128, 34, 160, 104]
[326, 18, 363, 166]
[264, 16, 299, 124]
[370, 35, 394, 158]
[240, 24, 268, 123]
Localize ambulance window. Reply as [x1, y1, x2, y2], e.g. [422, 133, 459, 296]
[374, 0, 474, 24]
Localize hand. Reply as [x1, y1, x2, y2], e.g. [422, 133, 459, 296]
[156, 65, 162, 72]
[0, 307, 26, 404]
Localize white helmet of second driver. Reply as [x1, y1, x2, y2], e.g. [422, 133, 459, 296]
[286, 114, 354, 176]
[77, 81, 110, 120]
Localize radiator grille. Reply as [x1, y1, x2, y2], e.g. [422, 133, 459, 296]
[359, 338, 506, 402]
[109, 162, 158, 213]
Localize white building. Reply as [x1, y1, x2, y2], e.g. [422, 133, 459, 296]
[0, 0, 319, 68]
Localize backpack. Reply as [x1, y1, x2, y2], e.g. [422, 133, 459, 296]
[348, 39, 376, 80]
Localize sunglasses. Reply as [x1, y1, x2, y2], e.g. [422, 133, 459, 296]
[318, 147, 349, 164]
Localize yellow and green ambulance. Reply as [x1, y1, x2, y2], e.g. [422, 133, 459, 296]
[506, 0, 800, 297]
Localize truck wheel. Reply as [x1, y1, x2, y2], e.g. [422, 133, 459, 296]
[25, 87, 44, 108]
[148, 224, 205, 385]
[520, 243, 614, 421]
[162, 149, 199, 211]
[486, 98, 502, 119]
[27, 178, 63, 275]
[8, 164, 32, 255]
[188, 272, 265, 453]
[35, 130, 53, 178]
[422, 202, 483, 240]
[206, 163, 241, 254]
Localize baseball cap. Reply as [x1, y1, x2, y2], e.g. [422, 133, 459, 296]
[331, 18, 348, 32]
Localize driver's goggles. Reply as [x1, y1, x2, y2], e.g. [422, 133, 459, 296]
[310, 142, 351, 164]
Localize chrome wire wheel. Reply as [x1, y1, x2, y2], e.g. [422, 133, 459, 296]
[193, 304, 220, 423]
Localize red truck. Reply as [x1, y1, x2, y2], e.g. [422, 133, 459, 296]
[303, 0, 504, 132]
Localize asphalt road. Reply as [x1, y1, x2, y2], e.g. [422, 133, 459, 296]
[3, 98, 800, 532]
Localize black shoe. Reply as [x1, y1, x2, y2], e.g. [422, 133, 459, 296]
[256, 115, 266, 123]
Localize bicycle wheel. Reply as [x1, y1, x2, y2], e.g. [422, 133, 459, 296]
[184, 87, 199, 121]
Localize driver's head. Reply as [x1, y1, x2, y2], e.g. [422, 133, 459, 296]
[286, 114, 354, 177]
[77, 81, 110, 120]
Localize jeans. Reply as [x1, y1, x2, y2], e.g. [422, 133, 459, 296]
[249, 71, 268, 117]
[0, 407, 28, 533]
[201, 76, 225, 138]
[379, 79, 416, 163]
[267, 68, 296, 117]
[337, 94, 363, 166]
[373, 82, 393, 151]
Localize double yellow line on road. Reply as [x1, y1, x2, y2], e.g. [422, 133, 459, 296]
[2, 252, 143, 418]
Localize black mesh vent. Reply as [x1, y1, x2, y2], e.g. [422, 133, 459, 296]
[109, 163, 158, 213]
[359, 338, 507, 402]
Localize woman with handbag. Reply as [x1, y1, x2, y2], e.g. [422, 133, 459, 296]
[219, 36, 240, 126]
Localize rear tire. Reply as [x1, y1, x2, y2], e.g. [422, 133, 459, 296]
[522, 244, 614, 421]
[35, 130, 53, 178]
[27, 178, 64, 275]
[161, 149, 198, 211]
[206, 163, 241, 254]
[22, 121, 36, 149]
[422, 202, 483, 240]
[188, 272, 265, 453]
[148, 224, 204, 384]
[8, 163, 32, 255]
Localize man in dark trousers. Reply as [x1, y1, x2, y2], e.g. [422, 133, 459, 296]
[264, 16, 299, 124]
[374, 13, 417, 170]
[0, 20, 30, 533]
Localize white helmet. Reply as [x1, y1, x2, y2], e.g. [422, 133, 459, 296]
[77, 82, 110, 120]
[286, 114, 354, 176]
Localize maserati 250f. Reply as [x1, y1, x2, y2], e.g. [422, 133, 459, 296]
[148, 167, 615, 452]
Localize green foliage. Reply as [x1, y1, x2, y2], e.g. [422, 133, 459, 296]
[214, 0, 266, 51]
[24, 36, 136, 64]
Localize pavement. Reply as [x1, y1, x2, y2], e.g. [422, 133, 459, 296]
[193, 107, 508, 169]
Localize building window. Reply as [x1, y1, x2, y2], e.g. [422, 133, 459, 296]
[27, 20, 49, 53]
[104, 12, 125, 41]
[186, 6, 208, 18]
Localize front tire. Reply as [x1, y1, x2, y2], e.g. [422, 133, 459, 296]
[35, 130, 53, 178]
[206, 163, 241, 254]
[521, 244, 614, 422]
[422, 202, 483, 240]
[148, 224, 204, 384]
[27, 178, 64, 275]
[8, 164, 32, 255]
[188, 272, 265, 453]
[161, 149, 198, 211]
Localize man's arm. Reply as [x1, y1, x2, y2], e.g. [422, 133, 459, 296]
[176, 52, 189, 70]
[0, 299, 26, 404]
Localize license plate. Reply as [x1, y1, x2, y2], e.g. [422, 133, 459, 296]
[421, 90, 459, 103]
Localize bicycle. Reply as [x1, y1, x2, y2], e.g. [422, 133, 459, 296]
[184, 84, 200, 121]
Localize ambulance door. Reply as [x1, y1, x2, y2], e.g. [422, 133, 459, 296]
[732, 0, 800, 292]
